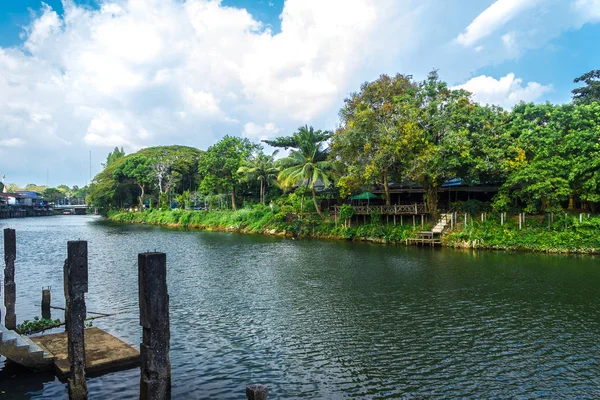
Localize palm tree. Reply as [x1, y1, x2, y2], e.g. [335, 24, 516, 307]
[238, 150, 279, 204]
[276, 126, 337, 217]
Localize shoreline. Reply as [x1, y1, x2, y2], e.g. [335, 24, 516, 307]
[106, 209, 600, 256]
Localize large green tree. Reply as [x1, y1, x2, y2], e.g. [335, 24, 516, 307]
[88, 145, 202, 211]
[113, 156, 154, 206]
[332, 73, 417, 205]
[498, 102, 600, 212]
[198, 136, 256, 210]
[396, 71, 484, 216]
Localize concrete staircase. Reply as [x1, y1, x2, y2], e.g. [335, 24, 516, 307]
[0, 324, 54, 370]
[432, 213, 452, 235]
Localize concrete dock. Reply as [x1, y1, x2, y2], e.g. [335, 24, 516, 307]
[31, 328, 140, 377]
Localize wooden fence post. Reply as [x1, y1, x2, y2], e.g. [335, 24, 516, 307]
[42, 287, 52, 320]
[139, 252, 171, 400]
[246, 384, 268, 400]
[65, 240, 89, 400]
[4, 228, 16, 330]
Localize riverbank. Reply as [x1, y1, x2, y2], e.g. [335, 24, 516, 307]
[108, 208, 600, 254]
[108, 208, 420, 243]
[444, 214, 600, 254]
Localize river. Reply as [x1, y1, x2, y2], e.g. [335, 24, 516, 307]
[1, 215, 599, 399]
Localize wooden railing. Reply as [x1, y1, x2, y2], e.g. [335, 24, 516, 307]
[334, 203, 428, 215]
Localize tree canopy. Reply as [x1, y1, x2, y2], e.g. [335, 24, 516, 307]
[197, 136, 256, 210]
[81, 69, 600, 218]
[572, 69, 600, 105]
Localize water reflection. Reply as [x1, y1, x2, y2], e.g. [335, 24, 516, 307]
[0, 216, 599, 398]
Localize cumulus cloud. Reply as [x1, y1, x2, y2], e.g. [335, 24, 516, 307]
[2, 0, 415, 185]
[453, 73, 553, 108]
[0, 0, 598, 185]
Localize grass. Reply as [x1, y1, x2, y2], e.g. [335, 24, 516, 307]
[108, 206, 420, 244]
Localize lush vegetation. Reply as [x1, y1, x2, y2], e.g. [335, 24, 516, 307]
[445, 213, 600, 254]
[16, 317, 61, 335]
[109, 206, 420, 244]
[77, 68, 600, 253]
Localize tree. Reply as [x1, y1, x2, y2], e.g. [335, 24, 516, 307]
[198, 136, 256, 211]
[42, 187, 64, 204]
[5, 183, 20, 193]
[498, 102, 600, 212]
[276, 127, 338, 217]
[103, 147, 126, 168]
[237, 150, 279, 204]
[332, 73, 417, 205]
[24, 183, 48, 193]
[572, 70, 600, 105]
[263, 125, 331, 149]
[397, 71, 479, 216]
[88, 145, 202, 212]
[113, 156, 154, 206]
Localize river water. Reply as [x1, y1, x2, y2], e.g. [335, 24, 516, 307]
[0, 215, 599, 399]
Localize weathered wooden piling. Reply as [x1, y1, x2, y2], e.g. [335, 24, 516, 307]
[246, 384, 268, 400]
[139, 252, 171, 400]
[65, 240, 89, 400]
[4, 228, 17, 330]
[42, 287, 52, 320]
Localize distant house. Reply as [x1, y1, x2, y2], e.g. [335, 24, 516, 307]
[0, 193, 22, 206]
[15, 191, 44, 207]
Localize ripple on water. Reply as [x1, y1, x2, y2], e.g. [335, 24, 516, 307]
[1, 216, 600, 399]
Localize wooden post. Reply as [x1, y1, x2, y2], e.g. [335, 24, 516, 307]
[246, 384, 268, 400]
[412, 215, 415, 226]
[421, 214, 424, 228]
[42, 287, 52, 320]
[580, 213, 583, 223]
[519, 213, 522, 230]
[393, 214, 396, 226]
[65, 240, 89, 400]
[4, 228, 16, 330]
[548, 213, 551, 231]
[464, 213, 467, 230]
[139, 252, 171, 400]
[400, 215, 403, 226]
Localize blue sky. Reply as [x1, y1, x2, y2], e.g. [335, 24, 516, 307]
[0, 0, 599, 186]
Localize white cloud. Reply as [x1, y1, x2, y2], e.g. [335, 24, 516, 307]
[456, 0, 542, 47]
[0, 138, 25, 148]
[453, 73, 553, 108]
[0, 0, 598, 186]
[242, 122, 280, 141]
[574, 0, 600, 22]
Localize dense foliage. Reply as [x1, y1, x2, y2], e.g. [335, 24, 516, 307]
[81, 69, 600, 226]
[88, 145, 202, 210]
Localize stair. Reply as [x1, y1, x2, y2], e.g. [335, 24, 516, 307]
[0, 324, 54, 370]
[432, 213, 452, 235]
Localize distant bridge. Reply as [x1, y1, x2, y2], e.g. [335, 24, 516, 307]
[53, 204, 96, 215]
[53, 204, 92, 209]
